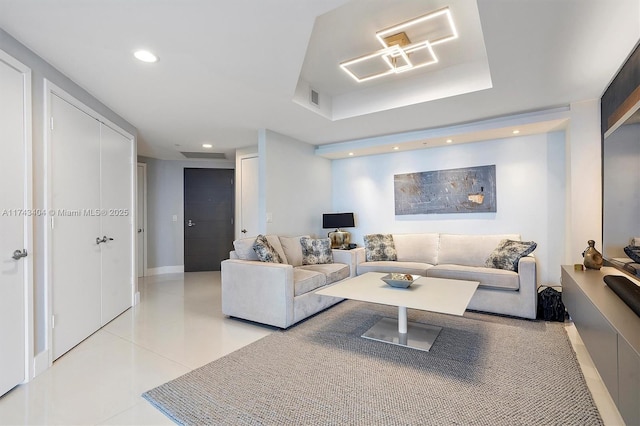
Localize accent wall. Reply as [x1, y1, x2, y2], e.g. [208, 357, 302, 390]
[331, 132, 566, 286]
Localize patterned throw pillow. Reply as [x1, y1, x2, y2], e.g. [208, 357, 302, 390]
[300, 237, 333, 265]
[252, 234, 283, 263]
[624, 245, 640, 263]
[485, 239, 537, 272]
[363, 234, 397, 262]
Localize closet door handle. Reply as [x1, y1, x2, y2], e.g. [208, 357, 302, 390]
[12, 249, 27, 260]
[96, 236, 114, 244]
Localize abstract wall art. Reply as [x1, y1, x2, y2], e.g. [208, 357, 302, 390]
[394, 165, 497, 215]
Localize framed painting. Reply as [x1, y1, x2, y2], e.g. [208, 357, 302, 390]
[394, 165, 496, 214]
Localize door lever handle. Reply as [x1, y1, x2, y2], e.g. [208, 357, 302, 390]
[12, 249, 27, 260]
[96, 236, 113, 244]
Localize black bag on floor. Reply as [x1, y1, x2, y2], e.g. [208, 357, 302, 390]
[537, 286, 566, 321]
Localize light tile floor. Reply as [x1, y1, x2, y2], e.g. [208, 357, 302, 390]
[0, 272, 626, 425]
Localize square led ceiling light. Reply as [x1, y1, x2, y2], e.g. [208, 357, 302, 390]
[340, 6, 457, 83]
[376, 7, 458, 49]
[340, 45, 411, 83]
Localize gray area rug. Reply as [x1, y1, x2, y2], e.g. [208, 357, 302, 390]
[143, 300, 603, 425]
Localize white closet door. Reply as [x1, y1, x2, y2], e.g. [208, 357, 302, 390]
[240, 155, 259, 237]
[100, 124, 133, 324]
[51, 95, 102, 360]
[0, 53, 28, 396]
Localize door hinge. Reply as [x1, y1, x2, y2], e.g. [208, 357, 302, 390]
[51, 314, 55, 329]
[50, 116, 54, 130]
[231, 178, 233, 185]
[231, 217, 234, 225]
[51, 216, 55, 230]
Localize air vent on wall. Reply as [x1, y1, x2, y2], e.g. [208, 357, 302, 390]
[310, 89, 319, 107]
[180, 151, 227, 159]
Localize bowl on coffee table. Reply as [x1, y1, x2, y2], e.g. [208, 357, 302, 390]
[381, 273, 419, 288]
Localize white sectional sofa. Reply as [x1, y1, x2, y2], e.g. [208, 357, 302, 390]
[355, 233, 538, 319]
[221, 235, 356, 328]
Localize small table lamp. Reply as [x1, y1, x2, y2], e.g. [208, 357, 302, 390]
[322, 213, 355, 249]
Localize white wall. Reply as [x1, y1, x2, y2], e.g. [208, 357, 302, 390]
[260, 129, 332, 237]
[566, 100, 602, 264]
[331, 132, 566, 286]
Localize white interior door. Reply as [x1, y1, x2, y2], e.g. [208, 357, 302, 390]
[51, 94, 102, 360]
[100, 124, 133, 324]
[136, 164, 145, 278]
[240, 156, 259, 238]
[0, 52, 30, 396]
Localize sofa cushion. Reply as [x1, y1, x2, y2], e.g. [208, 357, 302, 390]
[253, 234, 284, 263]
[298, 263, 350, 285]
[357, 261, 431, 276]
[438, 233, 521, 267]
[393, 233, 439, 264]
[485, 239, 537, 272]
[293, 269, 326, 296]
[280, 235, 308, 267]
[427, 264, 519, 291]
[233, 237, 260, 261]
[300, 237, 333, 265]
[364, 234, 397, 262]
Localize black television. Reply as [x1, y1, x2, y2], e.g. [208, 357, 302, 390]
[602, 102, 640, 278]
[322, 213, 355, 230]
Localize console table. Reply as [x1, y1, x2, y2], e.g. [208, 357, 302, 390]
[561, 266, 640, 425]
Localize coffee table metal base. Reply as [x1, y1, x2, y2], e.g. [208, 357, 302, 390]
[362, 317, 442, 352]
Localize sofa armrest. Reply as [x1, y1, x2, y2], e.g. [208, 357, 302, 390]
[517, 255, 538, 316]
[332, 248, 361, 277]
[221, 259, 295, 328]
[353, 247, 367, 267]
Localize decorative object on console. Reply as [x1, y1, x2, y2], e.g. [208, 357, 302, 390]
[252, 234, 283, 263]
[394, 165, 496, 215]
[582, 240, 603, 270]
[363, 234, 397, 262]
[485, 239, 537, 272]
[322, 212, 355, 249]
[300, 237, 333, 265]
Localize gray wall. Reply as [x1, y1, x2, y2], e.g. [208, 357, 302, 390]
[137, 156, 234, 271]
[260, 129, 332, 237]
[0, 28, 136, 354]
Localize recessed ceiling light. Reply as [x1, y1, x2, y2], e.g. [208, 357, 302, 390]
[134, 50, 158, 63]
[393, 146, 400, 150]
[446, 139, 453, 143]
[348, 152, 354, 156]
[512, 130, 520, 134]
[202, 143, 213, 149]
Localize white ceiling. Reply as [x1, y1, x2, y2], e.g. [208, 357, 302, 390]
[0, 0, 638, 160]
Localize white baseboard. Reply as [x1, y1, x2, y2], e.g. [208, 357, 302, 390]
[145, 265, 184, 276]
[33, 350, 50, 378]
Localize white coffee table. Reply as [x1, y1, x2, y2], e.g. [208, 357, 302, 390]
[316, 272, 479, 351]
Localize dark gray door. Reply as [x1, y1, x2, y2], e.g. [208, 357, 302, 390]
[184, 168, 234, 272]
